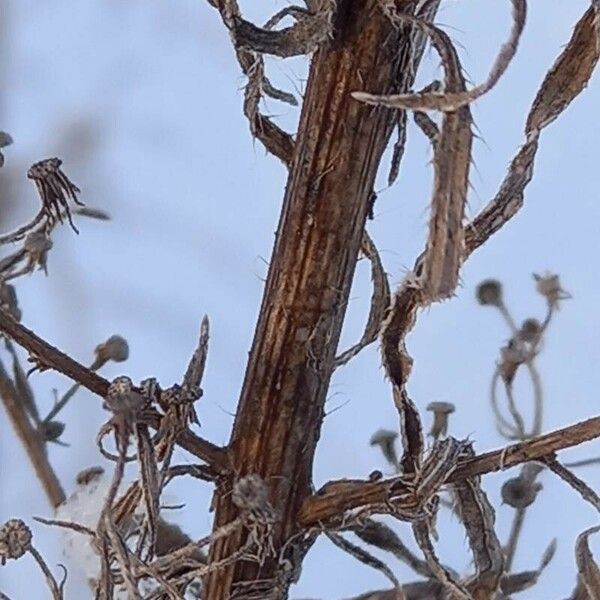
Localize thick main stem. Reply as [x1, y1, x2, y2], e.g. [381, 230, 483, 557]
[204, 2, 433, 598]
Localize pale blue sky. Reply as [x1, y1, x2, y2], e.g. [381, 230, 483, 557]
[1, 1, 599, 598]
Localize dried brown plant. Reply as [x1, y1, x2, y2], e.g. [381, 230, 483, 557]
[1, 1, 600, 599]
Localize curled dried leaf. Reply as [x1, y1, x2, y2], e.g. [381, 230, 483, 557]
[575, 525, 600, 599]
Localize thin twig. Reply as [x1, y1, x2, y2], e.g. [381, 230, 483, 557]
[0, 359, 65, 507]
[542, 456, 600, 513]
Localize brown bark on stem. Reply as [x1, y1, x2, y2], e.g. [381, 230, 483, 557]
[203, 2, 434, 597]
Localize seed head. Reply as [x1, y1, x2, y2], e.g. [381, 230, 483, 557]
[533, 272, 570, 308]
[94, 335, 129, 365]
[370, 429, 399, 467]
[38, 420, 65, 442]
[501, 476, 542, 508]
[0, 519, 32, 564]
[519, 318, 542, 343]
[476, 279, 503, 307]
[426, 401, 455, 440]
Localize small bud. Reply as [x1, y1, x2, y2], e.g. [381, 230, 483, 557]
[370, 429, 399, 467]
[476, 279, 503, 307]
[533, 272, 570, 308]
[94, 335, 129, 365]
[0, 131, 13, 148]
[519, 318, 542, 343]
[368, 470, 383, 482]
[498, 339, 528, 385]
[38, 420, 66, 442]
[0, 519, 32, 564]
[426, 401, 455, 440]
[24, 232, 53, 274]
[501, 476, 543, 508]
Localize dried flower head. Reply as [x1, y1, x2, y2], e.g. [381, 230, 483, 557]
[519, 318, 542, 343]
[533, 272, 570, 308]
[501, 475, 543, 508]
[24, 231, 53, 274]
[104, 375, 144, 413]
[0, 519, 32, 564]
[94, 335, 130, 365]
[426, 401, 455, 440]
[27, 157, 83, 233]
[369, 429, 399, 467]
[476, 279, 503, 307]
[38, 420, 66, 443]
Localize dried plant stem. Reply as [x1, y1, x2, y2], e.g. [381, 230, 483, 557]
[28, 546, 64, 600]
[504, 507, 526, 572]
[0, 360, 65, 507]
[299, 413, 600, 525]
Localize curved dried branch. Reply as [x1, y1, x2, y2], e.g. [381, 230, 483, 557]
[232, 2, 335, 58]
[412, 521, 470, 600]
[575, 525, 600, 599]
[353, 1, 526, 112]
[465, 4, 599, 255]
[205, 0, 296, 165]
[351, 518, 432, 579]
[450, 444, 504, 598]
[375, 4, 474, 300]
[380, 283, 423, 475]
[334, 232, 390, 368]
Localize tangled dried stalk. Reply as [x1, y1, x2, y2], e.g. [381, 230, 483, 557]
[1, 1, 600, 599]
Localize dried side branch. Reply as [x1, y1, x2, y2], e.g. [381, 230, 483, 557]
[375, 5, 474, 300]
[232, 2, 335, 58]
[465, 4, 599, 255]
[205, 0, 296, 165]
[0, 307, 228, 470]
[542, 456, 600, 513]
[354, 0, 527, 112]
[380, 283, 423, 475]
[299, 414, 600, 526]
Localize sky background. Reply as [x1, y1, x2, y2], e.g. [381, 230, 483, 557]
[1, 0, 600, 598]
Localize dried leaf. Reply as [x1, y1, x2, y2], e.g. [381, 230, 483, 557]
[575, 525, 600, 599]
